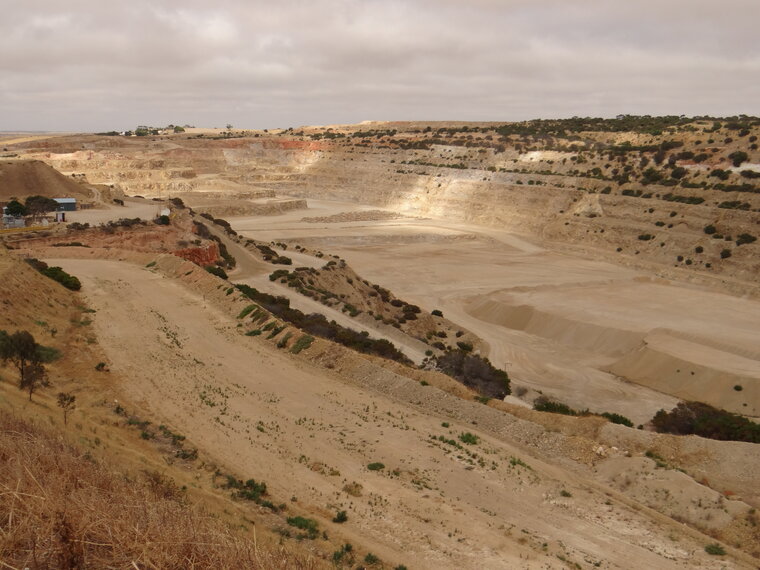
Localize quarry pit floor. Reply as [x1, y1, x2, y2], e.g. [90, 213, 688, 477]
[230, 199, 760, 422]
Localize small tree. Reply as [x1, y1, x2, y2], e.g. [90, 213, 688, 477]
[20, 361, 49, 401]
[5, 199, 28, 217]
[57, 392, 76, 424]
[0, 330, 39, 385]
[728, 151, 748, 168]
[24, 195, 59, 221]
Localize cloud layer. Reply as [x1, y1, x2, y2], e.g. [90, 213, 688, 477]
[1, 0, 758, 131]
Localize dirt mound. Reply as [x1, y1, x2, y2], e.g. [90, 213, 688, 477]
[607, 331, 760, 416]
[0, 160, 92, 202]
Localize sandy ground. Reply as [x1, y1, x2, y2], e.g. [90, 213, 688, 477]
[45, 257, 754, 569]
[226, 198, 760, 421]
[64, 198, 164, 225]
[229, 201, 704, 423]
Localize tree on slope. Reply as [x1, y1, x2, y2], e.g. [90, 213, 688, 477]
[0, 330, 50, 400]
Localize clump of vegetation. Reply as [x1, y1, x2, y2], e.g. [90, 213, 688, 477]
[704, 543, 726, 556]
[367, 462, 385, 471]
[332, 510, 348, 523]
[234, 284, 410, 364]
[286, 516, 319, 539]
[533, 397, 634, 427]
[651, 401, 760, 443]
[600, 412, 634, 427]
[25, 258, 81, 290]
[433, 349, 510, 398]
[458, 432, 479, 445]
[205, 265, 228, 279]
[289, 334, 314, 354]
[736, 233, 757, 246]
[222, 475, 269, 503]
[533, 396, 582, 416]
[237, 304, 257, 319]
[332, 543, 355, 565]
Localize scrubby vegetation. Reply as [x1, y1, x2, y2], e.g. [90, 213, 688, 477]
[25, 258, 81, 291]
[205, 265, 228, 279]
[433, 349, 510, 398]
[0, 411, 313, 568]
[651, 401, 760, 443]
[532, 397, 634, 427]
[234, 284, 410, 364]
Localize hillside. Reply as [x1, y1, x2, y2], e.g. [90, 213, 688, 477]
[0, 159, 94, 202]
[2, 120, 760, 568]
[11, 116, 760, 294]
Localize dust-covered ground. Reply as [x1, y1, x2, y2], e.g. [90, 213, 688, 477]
[47, 257, 757, 569]
[230, 199, 759, 423]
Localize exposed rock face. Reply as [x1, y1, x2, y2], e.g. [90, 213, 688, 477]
[173, 243, 218, 266]
[15, 121, 760, 296]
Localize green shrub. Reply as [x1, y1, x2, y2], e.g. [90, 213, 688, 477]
[286, 516, 319, 539]
[205, 265, 228, 279]
[533, 397, 579, 416]
[276, 332, 292, 348]
[652, 401, 760, 443]
[704, 543, 726, 556]
[736, 233, 757, 246]
[728, 151, 748, 167]
[332, 510, 348, 523]
[237, 304, 257, 319]
[367, 462, 385, 471]
[434, 349, 510, 398]
[290, 334, 314, 354]
[364, 553, 380, 565]
[601, 412, 634, 427]
[459, 432, 479, 445]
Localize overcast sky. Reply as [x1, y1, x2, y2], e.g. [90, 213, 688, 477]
[1, 0, 758, 132]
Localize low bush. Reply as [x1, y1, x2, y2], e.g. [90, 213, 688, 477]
[434, 349, 510, 398]
[290, 335, 314, 354]
[25, 258, 81, 290]
[205, 265, 228, 279]
[286, 516, 319, 539]
[651, 401, 760, 443]
[234, 284, 409, 364]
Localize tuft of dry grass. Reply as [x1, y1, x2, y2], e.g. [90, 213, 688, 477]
[0, 410, 318, 569]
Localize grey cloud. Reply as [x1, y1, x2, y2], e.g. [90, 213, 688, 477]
[0, 0, 757, 131]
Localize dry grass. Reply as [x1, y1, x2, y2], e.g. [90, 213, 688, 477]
[0, 410, 318, 569]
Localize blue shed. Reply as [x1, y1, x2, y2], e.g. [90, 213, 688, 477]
[53, 198, 77, 212]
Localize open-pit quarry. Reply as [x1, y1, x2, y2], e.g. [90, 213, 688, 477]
[2, 118, 759, 569]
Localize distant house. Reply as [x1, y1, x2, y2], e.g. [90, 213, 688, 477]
[53, 198, 77, 212]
